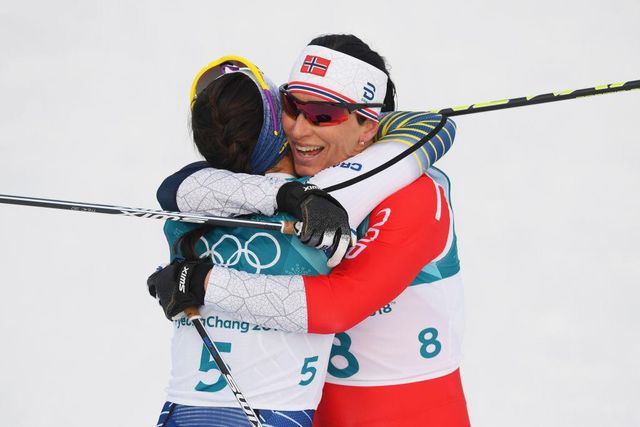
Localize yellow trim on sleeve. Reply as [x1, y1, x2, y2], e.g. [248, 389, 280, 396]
[382, 112, 412, 135]
[395, 113, 428, 130]
[441, 126, 453, 146]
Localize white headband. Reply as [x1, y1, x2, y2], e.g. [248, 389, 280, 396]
[288, 45, 388, 121]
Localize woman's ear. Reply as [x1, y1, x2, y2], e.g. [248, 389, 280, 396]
[360, 119, 379, 145]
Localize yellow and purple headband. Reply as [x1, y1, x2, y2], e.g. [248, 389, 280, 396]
[190, 55, 288, 174]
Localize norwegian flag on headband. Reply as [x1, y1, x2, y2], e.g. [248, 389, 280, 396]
[300, 55, 331, 77]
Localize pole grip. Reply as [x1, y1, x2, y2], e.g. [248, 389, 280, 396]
[184, 307, 201, 319]
[281, 220, 299, 235]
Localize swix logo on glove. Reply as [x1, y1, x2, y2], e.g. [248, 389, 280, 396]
[300, 55, 330, 77]
[178, 266, 189, 293]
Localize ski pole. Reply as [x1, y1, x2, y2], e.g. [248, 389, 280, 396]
[183, 307, 263, 427]
[328, 79, 640, 192]
[0, 194, 298, 235]
[430, 80, 640, 116]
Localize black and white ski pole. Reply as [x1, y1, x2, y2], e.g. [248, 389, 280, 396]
[0, 194, 298, 235]
[183, 307, 263, 427]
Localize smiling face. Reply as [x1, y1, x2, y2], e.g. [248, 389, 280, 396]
[282, 92, 379, 177]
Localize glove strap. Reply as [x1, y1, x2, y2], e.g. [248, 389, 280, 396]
[276, 181, 344, 218]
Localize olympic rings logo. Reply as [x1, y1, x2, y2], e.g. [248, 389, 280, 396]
[199, 232, 281, 274]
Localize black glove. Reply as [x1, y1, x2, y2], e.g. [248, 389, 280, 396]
[276, 181, 353, 268]
[147, 258, 212, 320]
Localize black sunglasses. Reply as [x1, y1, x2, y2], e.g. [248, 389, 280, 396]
[279, 84, 385, 126]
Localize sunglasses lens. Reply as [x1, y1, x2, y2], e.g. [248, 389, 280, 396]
[281, 92, 300, 118]
[281, 91, 349, 126]
[303, 103, 349, 126]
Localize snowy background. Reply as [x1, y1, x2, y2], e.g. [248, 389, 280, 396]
[1, 1, 639, 426]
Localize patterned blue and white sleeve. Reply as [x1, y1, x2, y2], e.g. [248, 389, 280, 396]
[157, 161, 285, 216]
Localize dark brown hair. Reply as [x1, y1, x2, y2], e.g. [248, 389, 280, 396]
[191, 72, 263, 173]
[179, 72, 265, 260]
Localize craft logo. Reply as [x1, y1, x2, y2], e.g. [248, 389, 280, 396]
[301, 55, 330, 77]
[346, 208, 392, 260]
[338, 162, 363, 172]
